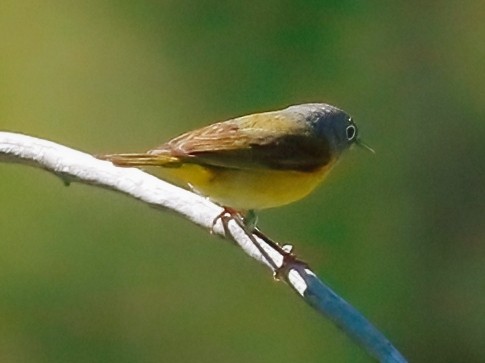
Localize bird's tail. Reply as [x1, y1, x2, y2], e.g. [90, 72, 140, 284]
[98, 153, 181, 167]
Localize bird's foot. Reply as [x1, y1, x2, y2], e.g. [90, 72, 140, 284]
[273, 251, 310, 281]
[210, 207, 243, 234]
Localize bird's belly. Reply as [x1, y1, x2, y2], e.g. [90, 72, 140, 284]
[160, 164, 333, 210]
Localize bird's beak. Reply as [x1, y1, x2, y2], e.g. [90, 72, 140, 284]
[356, 138, 375, 154]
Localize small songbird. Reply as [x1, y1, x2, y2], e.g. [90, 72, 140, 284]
[101, 103, 370, 218]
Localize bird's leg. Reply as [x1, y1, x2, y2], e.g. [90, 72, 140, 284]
[211, 208, 306, 277]
[252, 228, 312, 280]
[211, 208, 257, 234]
[211, 207, 242, 234]
[242, 209, 258, 231]
[243, 210, 295, 259]
[211, 207, 280, 271]
[252, 228, 294, 258]
[253, 228, 312, 280]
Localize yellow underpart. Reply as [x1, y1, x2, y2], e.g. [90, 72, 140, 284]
[149, 161, 336, 210]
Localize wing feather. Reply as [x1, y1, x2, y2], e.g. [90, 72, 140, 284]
[148, 112, 331, 172]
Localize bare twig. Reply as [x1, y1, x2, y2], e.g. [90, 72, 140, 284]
[0, 131, 407, 363]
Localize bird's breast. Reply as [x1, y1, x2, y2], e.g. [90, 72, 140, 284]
[158, 161, 335, 210]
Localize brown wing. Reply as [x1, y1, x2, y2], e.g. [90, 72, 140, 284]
[148, 112, 332, 172]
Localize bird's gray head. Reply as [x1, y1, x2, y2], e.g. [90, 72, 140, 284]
[286, 103, 358, 156]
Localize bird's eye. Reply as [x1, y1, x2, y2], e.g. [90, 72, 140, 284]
[346, 125, 356, 141]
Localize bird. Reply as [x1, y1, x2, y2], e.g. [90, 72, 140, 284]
[100, 103, 370, 224]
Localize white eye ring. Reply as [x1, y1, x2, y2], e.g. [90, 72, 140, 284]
[346, 125, 356, 141]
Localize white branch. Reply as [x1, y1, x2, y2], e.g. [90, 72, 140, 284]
[0, 131, 407, 363]
[0, 131, 282, 268]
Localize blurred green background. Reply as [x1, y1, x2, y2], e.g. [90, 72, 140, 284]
[1, 1, 484, 362]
